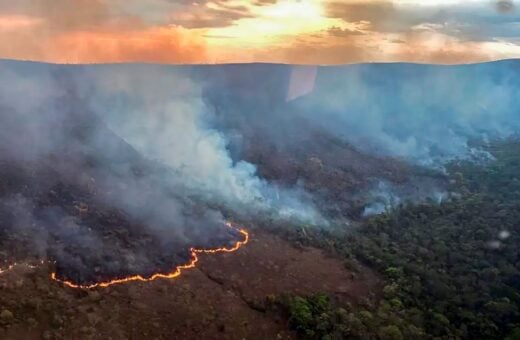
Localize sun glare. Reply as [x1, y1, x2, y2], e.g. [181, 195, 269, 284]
[262, 0, 323, 19]
[205, 0, 343, 48]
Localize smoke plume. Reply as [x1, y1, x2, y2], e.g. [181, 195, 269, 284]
[2, 59, 519, 282]
[0, 60, 325, 283]
[288, 61, 520, 167]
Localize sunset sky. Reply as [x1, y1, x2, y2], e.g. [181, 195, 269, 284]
[0, 0, 518, 64]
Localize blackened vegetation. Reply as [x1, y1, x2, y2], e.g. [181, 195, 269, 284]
[0, 82, 241, 286]
[266, 139, 520, 339]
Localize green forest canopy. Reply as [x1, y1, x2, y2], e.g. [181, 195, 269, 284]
[270, 139, 520, 339]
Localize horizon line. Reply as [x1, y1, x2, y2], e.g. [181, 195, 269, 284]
[0, 57, 519, 68]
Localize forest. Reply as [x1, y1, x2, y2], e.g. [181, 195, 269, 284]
[266, 139, 520, 339]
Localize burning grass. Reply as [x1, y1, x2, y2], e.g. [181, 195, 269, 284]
[50, 224, 249, 289]
[1, 224, 248, 289]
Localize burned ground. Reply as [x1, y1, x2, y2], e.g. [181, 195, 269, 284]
[0, 92, 243, 287]
[0, 227, 378, 339]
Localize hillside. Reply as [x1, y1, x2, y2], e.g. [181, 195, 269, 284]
[0, 59, 519, 338]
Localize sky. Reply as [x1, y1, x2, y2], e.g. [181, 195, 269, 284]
[0, 0, 518, 65]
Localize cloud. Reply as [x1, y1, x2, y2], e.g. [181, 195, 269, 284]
[50, 28, 207, 64]
[324, 0, 414, 34]
[0, 0, 208, 63]
[325, 0, 520, 43]
[0, 0, 518, 64]
[171, 1, 254, 28]
[252, 0, 278, 6]
[326, 1, 396, 26]
[327, 26, 366, 37]
[0, 14, 43, 31]
[0, 26, 207, 64]
[0, 0, 112, 31]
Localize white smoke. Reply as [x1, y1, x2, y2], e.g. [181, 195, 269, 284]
[78, 65, 325, 225]
[290, 62, 520, 167]
[361, 180, 449, 217]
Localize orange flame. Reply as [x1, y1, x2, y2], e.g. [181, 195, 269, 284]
[50, 223, 249, 289]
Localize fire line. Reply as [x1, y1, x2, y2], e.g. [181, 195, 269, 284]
[49, 222, 249, 289]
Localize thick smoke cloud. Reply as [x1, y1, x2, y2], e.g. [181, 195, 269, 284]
[2, 58, 519, 278]
[180, 62, 519, 218]
[0, 60, 329, 284]
[75, 64, 324, 225]
[0, 61, 247, 282]
[289, 62, 520, 167]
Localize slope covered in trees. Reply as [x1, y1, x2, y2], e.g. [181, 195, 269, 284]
[269, 139, 520, 339]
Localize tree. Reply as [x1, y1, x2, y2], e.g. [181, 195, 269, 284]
[378, 325, 403, 340]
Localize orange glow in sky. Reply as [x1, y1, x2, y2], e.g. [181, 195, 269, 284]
[0, 0, 518, 65]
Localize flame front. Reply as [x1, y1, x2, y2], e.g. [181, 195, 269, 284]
[50, 223, 249, 289]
